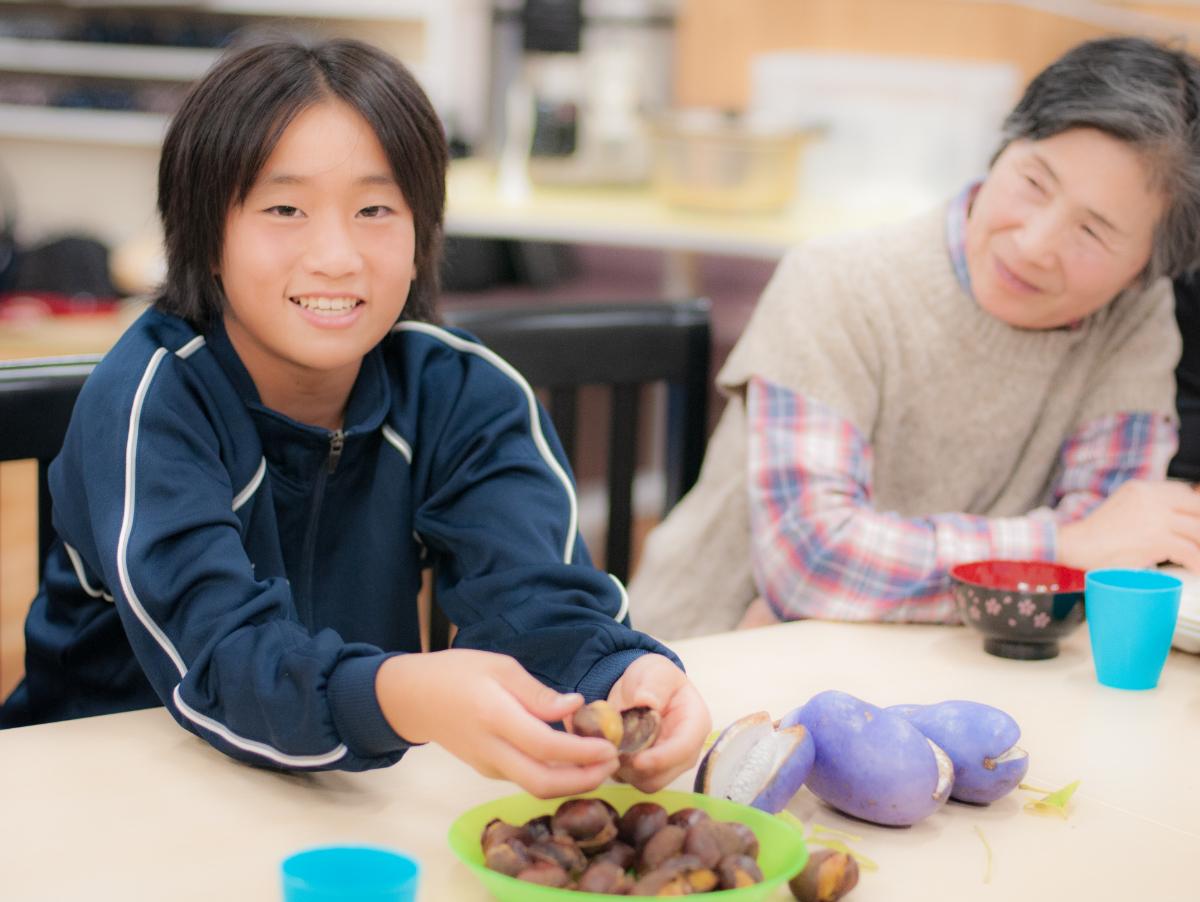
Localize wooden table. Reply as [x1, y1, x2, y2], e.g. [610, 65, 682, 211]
[0, 621, 1196, 900]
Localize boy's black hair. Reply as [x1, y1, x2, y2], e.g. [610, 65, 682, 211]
[155, 37, 447, 329]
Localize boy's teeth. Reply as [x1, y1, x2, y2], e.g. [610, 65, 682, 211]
[293, 296, 359, 312]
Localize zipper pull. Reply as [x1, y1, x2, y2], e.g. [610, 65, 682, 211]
[328, 429, 345, 474]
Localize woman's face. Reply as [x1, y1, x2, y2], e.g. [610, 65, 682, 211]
[218, 99, 415, 401]
[965, 127, 1164, 330]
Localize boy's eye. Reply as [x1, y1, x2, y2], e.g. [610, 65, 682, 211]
[1023, 175, 1044, 193]
[359, 205, 391, 218]
[266, 205, 302, 217]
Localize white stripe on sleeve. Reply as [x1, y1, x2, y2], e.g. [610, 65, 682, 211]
[393, 322, 578, 563]
[119, 347, 346, 767]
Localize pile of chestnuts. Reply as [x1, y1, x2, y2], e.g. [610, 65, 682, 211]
[480, 797, 765, 895]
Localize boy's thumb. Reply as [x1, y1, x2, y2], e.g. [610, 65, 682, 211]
[510, 672, 582, 720]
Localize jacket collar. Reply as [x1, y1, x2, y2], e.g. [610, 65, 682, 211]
[205, 317, 392, 476]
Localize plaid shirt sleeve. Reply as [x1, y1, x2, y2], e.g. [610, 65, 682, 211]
[745, 377, 1175, 623]
[1043, 410, 1178, 522]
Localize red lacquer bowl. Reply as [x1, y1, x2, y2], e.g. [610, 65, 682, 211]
[950, 560, 1086, 660]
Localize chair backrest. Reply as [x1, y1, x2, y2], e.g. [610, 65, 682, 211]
[445, 298, 711, 582]
[436, 298, 710, 652]
[0, 355, 99, 579]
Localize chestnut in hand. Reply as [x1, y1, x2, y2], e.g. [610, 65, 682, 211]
[569, 701, 663, 769]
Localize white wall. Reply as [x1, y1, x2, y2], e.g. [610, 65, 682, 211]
[1, 139, 160, 248]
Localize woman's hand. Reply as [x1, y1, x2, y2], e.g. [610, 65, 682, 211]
[1058, 479, 1200, 571]
[603, 653, 712, 794]
[376, 650, 619, 799]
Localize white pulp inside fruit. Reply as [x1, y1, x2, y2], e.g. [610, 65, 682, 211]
[988, 745, 1028, 767]
[929, 739, 954, 801]
[709, 722, 802, 804]
[706, 719, 770, 802]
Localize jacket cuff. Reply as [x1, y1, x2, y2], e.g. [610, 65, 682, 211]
[327, 653, 413, 757]
[576, 648, 670, 701]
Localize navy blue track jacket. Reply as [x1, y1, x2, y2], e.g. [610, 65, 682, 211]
[0, 308, 679, 770]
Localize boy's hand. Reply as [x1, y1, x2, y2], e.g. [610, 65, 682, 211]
[376, 650, 619, 799]
[604, 653, 711, 793]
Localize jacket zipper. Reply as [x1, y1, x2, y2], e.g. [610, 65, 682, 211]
[328, 429, 345, 474]
[298, 430, 343, 626]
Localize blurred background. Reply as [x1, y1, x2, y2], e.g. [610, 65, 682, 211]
[4, 0, 1200, 695]
[5, 1, 1200, 347]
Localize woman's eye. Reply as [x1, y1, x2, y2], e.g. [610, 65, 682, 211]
[1023, 176, 1044, 193]
[359, 205, 391, 218]
[266, 205, 301, 217]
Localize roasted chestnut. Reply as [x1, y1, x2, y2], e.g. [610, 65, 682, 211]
[553, 798, 619, 852]
[529, 834, 588, 876]
[619, 706, 662, 756]
[578, 859, 633, 895]
[667, 807, 710, 830]
[630, 868, 690, 896]
[682, 819, 723, 869]
[481, 817, 521, 852]
[618, 802, 669, 850]
[572, 700, 625, 747]
[592, 840, 637, 871]
[788, 849, 860, 902]
[515, 860, 571, 887]
[519, 814, 554, 845]
[713, 820, 759, 860]
[717, 853, 763, 890]
[638, 824, 686, 873]
[483, 838, 529, 877]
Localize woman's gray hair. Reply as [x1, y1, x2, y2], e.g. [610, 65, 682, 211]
[997, 36, 1200, 283]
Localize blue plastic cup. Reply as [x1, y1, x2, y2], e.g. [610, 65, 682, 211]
[1085, 568, 1182, 690]
[281, 845, 419, 901]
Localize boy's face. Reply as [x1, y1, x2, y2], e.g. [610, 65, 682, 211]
[218, 99, 415, 404]
[966, 127, 1163, 330]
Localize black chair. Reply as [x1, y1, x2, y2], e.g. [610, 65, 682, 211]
[0, 298, 712, 652]
[0, 355, 98, 580]
[447, 298, 710, 575]
[437, 298, 711, 649]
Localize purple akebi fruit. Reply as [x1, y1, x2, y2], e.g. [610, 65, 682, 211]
[781, 690, 953, 827]
[886, 700, 1029, 804]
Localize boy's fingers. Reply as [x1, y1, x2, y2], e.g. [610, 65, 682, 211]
[495, 703, 619, 767]
[492, 744, 616, 800]
[501, 666, 583, 721]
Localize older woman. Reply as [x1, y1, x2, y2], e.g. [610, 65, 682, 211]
[630, 36, 1200, 638]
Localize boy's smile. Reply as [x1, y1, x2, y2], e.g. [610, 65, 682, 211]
[217, 99, 416, 428]
[290, 293, 365, 324]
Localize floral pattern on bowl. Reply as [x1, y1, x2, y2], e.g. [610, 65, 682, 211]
[951, 560, 1086, 660]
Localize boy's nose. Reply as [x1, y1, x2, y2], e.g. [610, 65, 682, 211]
[303, 218, 364, 278]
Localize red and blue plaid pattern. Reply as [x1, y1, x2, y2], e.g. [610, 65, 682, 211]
[746, 377, 1176, 622]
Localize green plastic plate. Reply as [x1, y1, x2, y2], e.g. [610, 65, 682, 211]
[447, 784, 808, 900]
